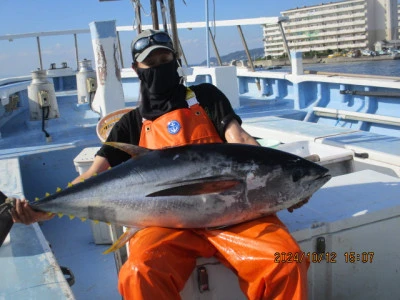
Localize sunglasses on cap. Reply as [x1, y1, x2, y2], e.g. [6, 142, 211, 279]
[132, 32, 174, 57]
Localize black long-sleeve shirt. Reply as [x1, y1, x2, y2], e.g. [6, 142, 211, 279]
[97, 83, 241, 167]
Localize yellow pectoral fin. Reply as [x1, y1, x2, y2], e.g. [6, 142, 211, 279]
[103, 227, 142, 255]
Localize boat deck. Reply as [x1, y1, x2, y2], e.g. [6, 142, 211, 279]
[0, 94, 100, 157]
[1, 91, 400, 299]
[40, 217, 120, 299]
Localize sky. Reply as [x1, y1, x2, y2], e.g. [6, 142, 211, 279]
[0, 0, 343, 77]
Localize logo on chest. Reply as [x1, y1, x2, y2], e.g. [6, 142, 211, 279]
[167, 120, 181, 135]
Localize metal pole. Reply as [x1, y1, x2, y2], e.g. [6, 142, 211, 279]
[36, 36, 43, 70]
[135, 0, 142, 33]
[205, 0, 210, 67]
[277, 20, 291, 63]
[159, 0, 168, 32]
[208, 28, 222, 66]
[237, 25, 260, 90]
[116, 31, 124, 68]
[167, 0, 180, 57]
[74, 34, 79, 71]
[237, 25, 256, 71]
[178, 39, 188, 66]
[151, 0, 159, 30]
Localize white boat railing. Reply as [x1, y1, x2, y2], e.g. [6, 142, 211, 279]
[0, 29, 90, 72]
[0, 16, 287, 73]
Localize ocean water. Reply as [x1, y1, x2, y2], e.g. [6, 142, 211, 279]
[270, 59, 400, 77]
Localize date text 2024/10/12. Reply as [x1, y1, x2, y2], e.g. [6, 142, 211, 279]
[274, 251, 375, 264]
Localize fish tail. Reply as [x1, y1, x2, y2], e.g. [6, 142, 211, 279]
[0, 191, 14, 247]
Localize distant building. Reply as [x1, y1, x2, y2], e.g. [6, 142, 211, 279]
[263, 0, 399, 57]
[398, 3, 400, 39]
[375, 40, 400, 51]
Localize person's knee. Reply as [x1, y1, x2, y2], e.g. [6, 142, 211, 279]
[118, 259, 144, 297]
[119, 258, 180, 300]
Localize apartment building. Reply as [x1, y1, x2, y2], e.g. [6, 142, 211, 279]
[398, 3, 400, 38]
[263, 0, 399, 57]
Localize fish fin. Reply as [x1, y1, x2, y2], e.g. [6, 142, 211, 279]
[103, 227, 141, 254]
[0, 191, 14, 247]
[147, 178, 243, 197]
[104, 142, 150, 158]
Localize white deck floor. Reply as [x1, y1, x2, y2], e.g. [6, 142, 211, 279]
[40, 218, 120, 299]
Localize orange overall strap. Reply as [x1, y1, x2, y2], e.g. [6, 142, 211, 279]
[139, 89, 222, 149]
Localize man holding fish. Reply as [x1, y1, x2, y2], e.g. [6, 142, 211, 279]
[12, 29, 310, 299]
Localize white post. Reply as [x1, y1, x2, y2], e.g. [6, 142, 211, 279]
[89, 20, 125, 117]
[291, 51, 304, 75]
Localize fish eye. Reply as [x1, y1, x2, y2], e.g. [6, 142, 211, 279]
[292, 169, 303, 182]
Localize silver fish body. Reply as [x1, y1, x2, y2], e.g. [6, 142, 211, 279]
[32, 143, 331, 228]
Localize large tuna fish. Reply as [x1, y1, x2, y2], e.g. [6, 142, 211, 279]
[0, 143, 331, 251]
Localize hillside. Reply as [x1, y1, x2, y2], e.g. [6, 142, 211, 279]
[198, 47, 265, 65]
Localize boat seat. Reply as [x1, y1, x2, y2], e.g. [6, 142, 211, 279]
[243, 115, 400, 164]
[242, 116, 400, 177]
[180, 257, 246, 299]
[241, 116, 359, 143]
[320, 131, 400, 168]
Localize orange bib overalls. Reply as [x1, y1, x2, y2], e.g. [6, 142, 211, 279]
[118, 89, 309, 300]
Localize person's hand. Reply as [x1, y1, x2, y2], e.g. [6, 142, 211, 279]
[287, 197, 310, 213]
[10, 199, 54, 225]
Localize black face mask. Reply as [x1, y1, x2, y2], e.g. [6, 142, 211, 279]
[137, 59, 187, 120]
[136, 59, 181, 95]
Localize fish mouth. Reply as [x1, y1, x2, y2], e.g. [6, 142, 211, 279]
[315, 173, 332, 186]
[304, 173, 331, 193]
[319, 173, 331, 179]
